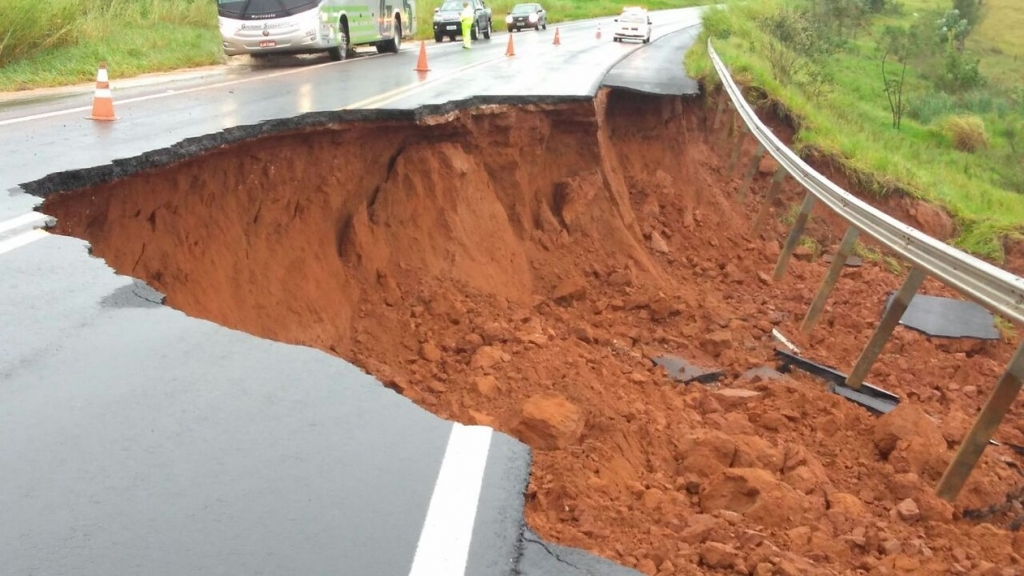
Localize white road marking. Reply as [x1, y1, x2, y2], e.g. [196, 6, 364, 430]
[0, 229, 49, 257]
[0, 212, 48, 236]
[408, 423, 493, 576]
[342, 55, 507, 110]
[0, 51, 397, 127]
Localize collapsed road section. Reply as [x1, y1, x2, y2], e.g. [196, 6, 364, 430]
[27, 88, 1024, 574]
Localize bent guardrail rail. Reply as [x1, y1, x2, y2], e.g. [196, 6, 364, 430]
[707, 38, 1024, 502]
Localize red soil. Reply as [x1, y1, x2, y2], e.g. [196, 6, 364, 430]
[43, 88, 1024, 575]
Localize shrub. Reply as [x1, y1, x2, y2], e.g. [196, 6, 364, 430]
[907, 92, 955, 124]
[702, 5, 733, 40]
[756, 7, 836, 96]
[952, 0, 981, 26]
[940, 48, 985, 92]
[942, 114, 989, 153]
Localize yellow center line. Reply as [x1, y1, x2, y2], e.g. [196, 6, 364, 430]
[339, 54, 508, 110]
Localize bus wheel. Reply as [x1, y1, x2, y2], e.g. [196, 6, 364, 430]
[378, 19, 401, 53]
[328, 28, 348, 61]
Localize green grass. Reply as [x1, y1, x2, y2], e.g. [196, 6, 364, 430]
[965, 0, 1024, 87]
[0, 0, 222, 91]
[1, 0, 703, 92]
[687, 0, 1024, 261]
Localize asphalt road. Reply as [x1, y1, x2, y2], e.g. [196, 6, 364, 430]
[0, 8, 703, 575]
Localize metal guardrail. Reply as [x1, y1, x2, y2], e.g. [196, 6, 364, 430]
[707, 39, 1024, 327]
[707, 38, 1024, 503]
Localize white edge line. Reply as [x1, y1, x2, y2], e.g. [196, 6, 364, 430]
[0, 50, 397, 128]
[408, 423, 493, 576]
[0, 229, 49, 257]
[341, 54, 506, 111]
[0, 212, 48, 236]
[367, 56, 507, 110]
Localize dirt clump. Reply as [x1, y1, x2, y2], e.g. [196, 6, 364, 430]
[515, 392, 586, 450]
[41, 89, 1024, 574]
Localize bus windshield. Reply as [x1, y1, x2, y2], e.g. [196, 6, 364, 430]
[218, 0, 319, 19]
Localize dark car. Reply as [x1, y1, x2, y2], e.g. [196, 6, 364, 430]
[506, 3, 547, 32]
[433, 0, 493, 43]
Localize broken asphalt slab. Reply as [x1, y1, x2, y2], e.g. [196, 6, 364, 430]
[884, 292, 1001, 340]
[651, 353, 725, 385]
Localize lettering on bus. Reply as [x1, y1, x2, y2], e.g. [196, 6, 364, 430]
[240, 21, 289, 30]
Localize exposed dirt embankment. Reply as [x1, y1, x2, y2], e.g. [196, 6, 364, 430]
[43, 90, 1024, 575]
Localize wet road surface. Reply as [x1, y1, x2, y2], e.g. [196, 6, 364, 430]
[0, 8, 703, 575]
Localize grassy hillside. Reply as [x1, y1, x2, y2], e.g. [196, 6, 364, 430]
[0, 0, 703, 92]
[0, 0, 222, 91]
[965, 0, 1024, 86]
[687, 0, 1024, 261]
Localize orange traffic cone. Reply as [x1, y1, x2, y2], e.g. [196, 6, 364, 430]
[596, 23, 602, 40]
[87, 63, 116, 121]
[553, 27, 561, 45]
[505, 33, 515, 56]
[414, 40, 430, 72]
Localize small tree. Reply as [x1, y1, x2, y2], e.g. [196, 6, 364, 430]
[806, 0, 869, 42]
[952, 0, 981, 26]
[882, 49, 909, 130]
[879, 26, 913, 131]
[936, 9, 970, 51]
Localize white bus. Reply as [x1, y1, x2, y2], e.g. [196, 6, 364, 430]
[217, 0, 417, 61]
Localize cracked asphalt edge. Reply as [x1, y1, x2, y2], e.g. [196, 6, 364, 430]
[515, 528, 646, 576]
[19, 95, 594, 199]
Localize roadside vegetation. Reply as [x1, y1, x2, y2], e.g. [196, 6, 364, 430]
[0, 0, 701, 92]
[0, 0, 221, 91]
[687, 0, 1024, 261]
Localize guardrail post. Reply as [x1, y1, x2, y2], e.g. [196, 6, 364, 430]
[727, 124, 747, 175]
[845, 266, 927, 389]
[752, 167, 787, 235]
[712, 90, 728, 132]
[773, 191, 816, 280]
[738, 143, 766, 200]
[936, 342, 1024, 501]
[801, 226, 860, 333]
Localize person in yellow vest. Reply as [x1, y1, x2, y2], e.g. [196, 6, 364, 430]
[461, 1, 474, 49]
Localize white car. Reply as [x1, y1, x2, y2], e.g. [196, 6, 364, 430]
[612, 8, 652, 44]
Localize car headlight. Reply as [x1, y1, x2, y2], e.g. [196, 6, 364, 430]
[505, 15, 513, 23]
[528, 13, 538, 22]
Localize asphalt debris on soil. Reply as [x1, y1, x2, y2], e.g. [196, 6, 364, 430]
[650, 353, 725, 385]
[884, 292, 1002, 341]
